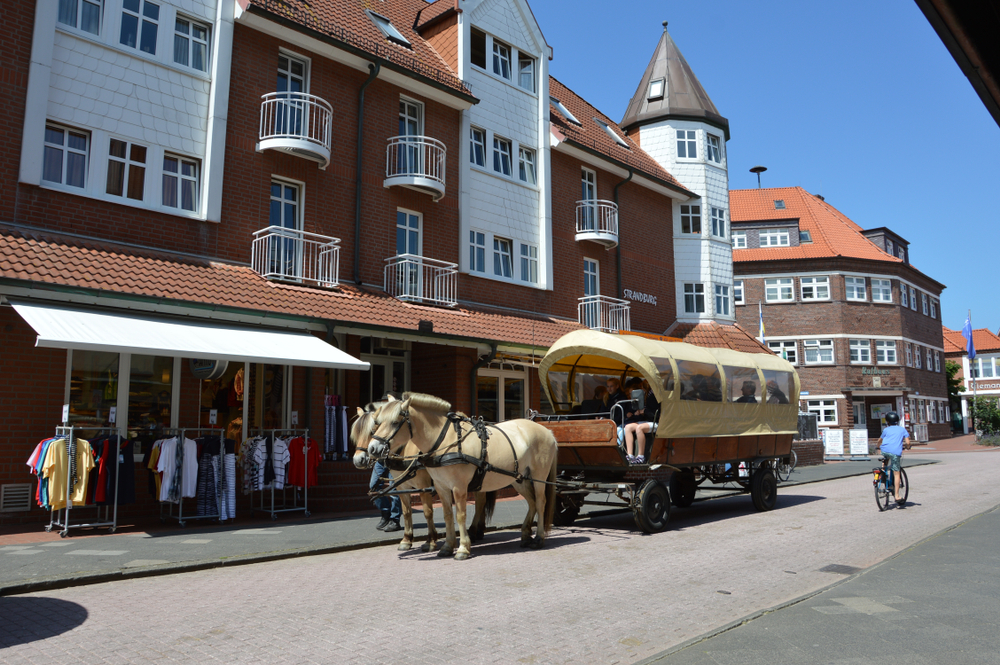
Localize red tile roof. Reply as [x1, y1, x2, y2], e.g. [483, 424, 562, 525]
[666, 321, 773, 354]
[245, 0, 471, 97]
[549, 77, 692, 195]
[943, 325, 1000, 355]
[415, 0, 455, 29]
[0, 226, 582, 349]
[730, 187, 904, 264]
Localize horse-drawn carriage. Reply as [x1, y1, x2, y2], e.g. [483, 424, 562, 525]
[533, 329, 800, 534]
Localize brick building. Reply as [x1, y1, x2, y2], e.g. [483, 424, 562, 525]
[943, 325, 1000, 433]
[730, 187, 949, 443]
[0, 0, 775, 522]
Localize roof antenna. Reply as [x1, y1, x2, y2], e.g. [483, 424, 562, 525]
[750, 165, 767, 188]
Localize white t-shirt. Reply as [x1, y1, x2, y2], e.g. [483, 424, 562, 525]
[156, 437, 200, 501]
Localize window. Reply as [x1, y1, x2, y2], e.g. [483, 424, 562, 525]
[901, 284, 908, 307]
[897, 246, 906, 262]
[492, 39, 511, 79]
[711, 207, 726, 237]
[269, 179, 300, 230]
[849, 339, 870, 363]
[106, 138, 146, 200]
[59, 0, 101, 35]
[921, 293, 929, 315]
[715, 284, 730, 316]
[759, 228, 790, 247]
[869, 278, 892, 302]
[493, 136, 512, 176]
[800, 230, 813, 243]
[367, 11, 410, 46]
[845, 276, 866, 301]
[680, 204, 701, 234]
[120, 0, 159, 55]
[469, 127, 486, 167]
[470, 28, 486, 69]
[676, 130, 697, 158]
[765, 278, 794, 302]
[975, 357, 996, 378]
[42, 124, 88, 188]
[469, 231, 486, 273]
[579, 168, 597, 229]
[584, 259, 599, 296]
[518, 147, 536, 184]
[804, 339, 834, 364]
[684, 283, 705, 314]
[520, 243, 538, 284]
[648, 78, 664, 100]
[906, 343, 912, 367]
[930, 299, 938, 319]
[174, 16, 209, 71]
[886, 239, 894, 255]
[768, 341, 797, 364]
[162, 154, 198, 212]
[926, 348, 933, 370]
[493, 237, 512, 278]
[800, 276, 830, 300]
[550, 97, 581, 125]
[876, 340, 897, 364]
[934, 350, 941, 372]
[707, 134, 722, 163]
[914, 345, 922, 369]
[734, 280, 744, 305]
[774, 200, 786, 210]
[732, 230, 747, 248]
[596, 119, 630, 149]
[396, 210, 421, 256]
[909, 286, 917, 310]
[518, 53, 535, 92]
[807, 399, 838, 425]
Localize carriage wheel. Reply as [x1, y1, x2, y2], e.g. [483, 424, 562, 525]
[633, 480, 670, 534]
[669, 469, 697, 508]
[750, 467, 777, 512]
[553, 494, 582, 527]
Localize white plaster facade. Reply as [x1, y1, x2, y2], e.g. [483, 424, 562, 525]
[456, 0, 552, 290]
[20, 0, 233, 222]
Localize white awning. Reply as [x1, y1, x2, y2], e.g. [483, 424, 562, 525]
[10, 300, 369, 370]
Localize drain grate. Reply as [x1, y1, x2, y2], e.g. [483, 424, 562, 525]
[819, 564, 863, 575]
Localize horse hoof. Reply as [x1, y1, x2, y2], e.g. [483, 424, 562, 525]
[520, 538, 531, 549]
[420, 542, 431, 553]
[454, 551, 470, 561]
[437, 547, 453, 558]
[530, 536, 545, 550]
[397, 542, 412, 552]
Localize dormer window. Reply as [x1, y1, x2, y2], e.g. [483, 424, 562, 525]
[367, 11, 410, 47]
[800, 230, 812, 243]
[774, 200, 786, 210]
[550, 97, 581, 125]
[595, 119, 629, 149]
[648, 78, 664, 100]
[886, 238, 894, 255]
[707, 134, 722, 163]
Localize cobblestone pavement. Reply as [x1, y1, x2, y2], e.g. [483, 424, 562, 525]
[2, 451, 998, 665]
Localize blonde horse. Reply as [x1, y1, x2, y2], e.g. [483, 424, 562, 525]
[351, 401, 496, 552]
[363, 393, 558, 560]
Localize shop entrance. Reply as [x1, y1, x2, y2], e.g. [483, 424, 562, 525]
[477, 364, 527, 423]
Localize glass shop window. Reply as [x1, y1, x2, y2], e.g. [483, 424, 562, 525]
[69, 350, 120, 432]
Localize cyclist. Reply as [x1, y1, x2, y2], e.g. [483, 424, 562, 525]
[876, 411, 911, 505]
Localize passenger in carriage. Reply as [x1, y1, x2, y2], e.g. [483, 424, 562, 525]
[579, 385, 610, 416]
[682, 374, 722, 402]
[624, 380, 659, 464]
[766, 379, 790, 405]
[735, 380, 758, 404]
[606, 378, 627, 425]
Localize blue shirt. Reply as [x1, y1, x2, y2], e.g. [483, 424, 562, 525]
[879, 425, 909, 456]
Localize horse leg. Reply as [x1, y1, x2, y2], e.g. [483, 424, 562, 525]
[529, 476, 549, 550]
[419, 490, 438, 552]
[453, 487, 472, 560]
[519, 479, 538, 548]
[437, 488, 456, 558]
[469, 491, 484, 542]
[397, 493, 414, 551]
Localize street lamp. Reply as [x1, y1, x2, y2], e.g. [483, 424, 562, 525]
[750, 165, 767, 188]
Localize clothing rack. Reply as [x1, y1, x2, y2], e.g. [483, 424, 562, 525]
[158, 427, 222, 527]
[48, 426, 124, 537]
[249, 428, 311, 520]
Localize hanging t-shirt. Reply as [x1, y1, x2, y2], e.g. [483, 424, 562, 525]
[286, 436, 321, 488]
[42, 438, 96, 510]
[271, 437, 290, 490]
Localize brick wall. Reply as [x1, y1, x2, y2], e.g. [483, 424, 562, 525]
[792, 439, 823, 467]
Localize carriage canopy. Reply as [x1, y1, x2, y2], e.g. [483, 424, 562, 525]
[538, 330, 800, 438]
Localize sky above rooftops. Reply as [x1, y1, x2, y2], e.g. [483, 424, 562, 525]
[526, 0, 1000, 332]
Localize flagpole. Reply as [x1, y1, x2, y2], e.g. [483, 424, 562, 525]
[971, 308, 977, 439]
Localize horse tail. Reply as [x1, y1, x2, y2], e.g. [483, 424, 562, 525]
[483, 490, 498, 524]
[543, 439, 557, 534]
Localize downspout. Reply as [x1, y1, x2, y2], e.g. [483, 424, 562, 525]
[613, 168, 634, 298]
[354, 62, 381, 285]
[469, 343, 497, 417]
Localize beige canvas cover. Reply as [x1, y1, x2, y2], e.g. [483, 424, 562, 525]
[539, 330, 800, 438]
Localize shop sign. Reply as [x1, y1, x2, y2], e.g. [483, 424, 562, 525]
[190, 359, 229, 381]
[974, 382, 1000, 390]
[861, 367, 890, 375]
[623, 289, 657, 306]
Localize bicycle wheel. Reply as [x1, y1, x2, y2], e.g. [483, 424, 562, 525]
[896, 468, 909, 506]
[788, 449, 798, 473]
[874, 473, 891, 512]
[775, 456, 791, 483]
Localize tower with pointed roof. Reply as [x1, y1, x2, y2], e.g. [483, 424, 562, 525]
[621, 22, 734, 326]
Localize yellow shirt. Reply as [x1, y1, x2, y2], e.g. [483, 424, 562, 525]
[42, 438, 96, 510]
[147, 444, 162, 498]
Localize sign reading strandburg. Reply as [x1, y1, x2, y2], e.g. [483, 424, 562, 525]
[623, 289, 657, 306]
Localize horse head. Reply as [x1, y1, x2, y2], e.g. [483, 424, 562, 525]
[368, 392, 453, 459]
[351, 399, 387, 469]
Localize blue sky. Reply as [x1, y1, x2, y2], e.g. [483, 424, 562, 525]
[529, 0, 1000, 334]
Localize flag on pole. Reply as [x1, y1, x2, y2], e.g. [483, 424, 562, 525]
[758, 302, 765, 344]
[962, 316, 976, 360]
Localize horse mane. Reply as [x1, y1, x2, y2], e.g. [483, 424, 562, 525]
[401, 392, 452, 413]
[350, 400, 386, 446]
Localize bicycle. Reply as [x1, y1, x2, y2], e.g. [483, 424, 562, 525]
[775, 449, 797, 483]
[873, 455, 908, 511]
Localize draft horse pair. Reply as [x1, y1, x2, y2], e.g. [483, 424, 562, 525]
[352, 393, 558, 560]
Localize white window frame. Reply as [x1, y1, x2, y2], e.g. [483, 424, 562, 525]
[733, 280, 744, 305]
[914, 345, 922, 369]
[493, 136, 512, 177]
[584, 258, 599, 297]
[518, 147, 537, 185]
[765, 277, 794, 303]
[707, 134, 722, 163]
[921, 293, 929, 315]
[469, 126, 486, 168]
[161, 153, 199, 213]
[845, 276, 867, 301]
[519, 243, 538, 284]
[517, 52, 535, 92]
[58, 0, 102, 35]
[759, 228, 790, 247]
[493, 236, 513, 279]
[807, 399, 838, 425]
[173, 15, 210, 72]
[711, 207, 726, 237]
[768, 341, 797, 365]
[800, 276, 830, 301]
[676, 129, 697, 159]
[492, 38, 512, 80]
[648, 78, 665, 100]
[715, 284, 730, 316]
[910, 286, 917, 311]
[849, 339, 871, 364]
[930, 299, 938, 319]
[732, 230, 747, 249]
[269, 177, 303, 231]
[366, 10, 410, 46]
[120, 0, 161, 55]
[803, 339, 834, 365]
[42, 123, 89, 189]
[901, 284, 908, 308]
[684, 283, 705, 314]
[106, 137, 147, 201]
[876, 340, 897, 365]
[934, 350, 941, 372]
[871, 278, 892, 303]
[469, 230, 486, 274]
[395, 208, 422, 257]
[926, 348, 933, 370]
[905, 343, 912, 367]
[680, 204, 701, 234]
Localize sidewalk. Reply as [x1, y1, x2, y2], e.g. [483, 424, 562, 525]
[0, 456, 939, 596]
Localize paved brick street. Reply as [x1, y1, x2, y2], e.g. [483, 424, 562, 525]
[2, 450, 999, 665]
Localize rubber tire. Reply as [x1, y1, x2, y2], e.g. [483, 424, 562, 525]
[750, 467, 778, 512]
[553, 494, 581, 527]
[896, 468, 909, 506]
[669, 469, 697, 508]
[633, 479, 670, 534]
[776, 450, 797, 482]
[875, 473, 891, 512]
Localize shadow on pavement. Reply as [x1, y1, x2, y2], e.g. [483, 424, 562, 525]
[394, 528, 593, 560]
[0, 596, 88, 646]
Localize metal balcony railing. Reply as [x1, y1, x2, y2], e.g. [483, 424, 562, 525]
[576, 199, 619, 247]
[251, 226, 340, 288]
[384, 254, 458, 307]
[578, 295, 631, 333]
[384, 136, 446, 199]
[259, 92, 333, 167]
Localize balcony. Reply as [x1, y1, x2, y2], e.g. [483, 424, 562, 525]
[384, 136, 447, 201]
[576, 200, 619, 248]
[251, 226, 340, 288]
[258, 92, 333, 168]
[578, 295, 631, 333]
[384, 254, 457, 307]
